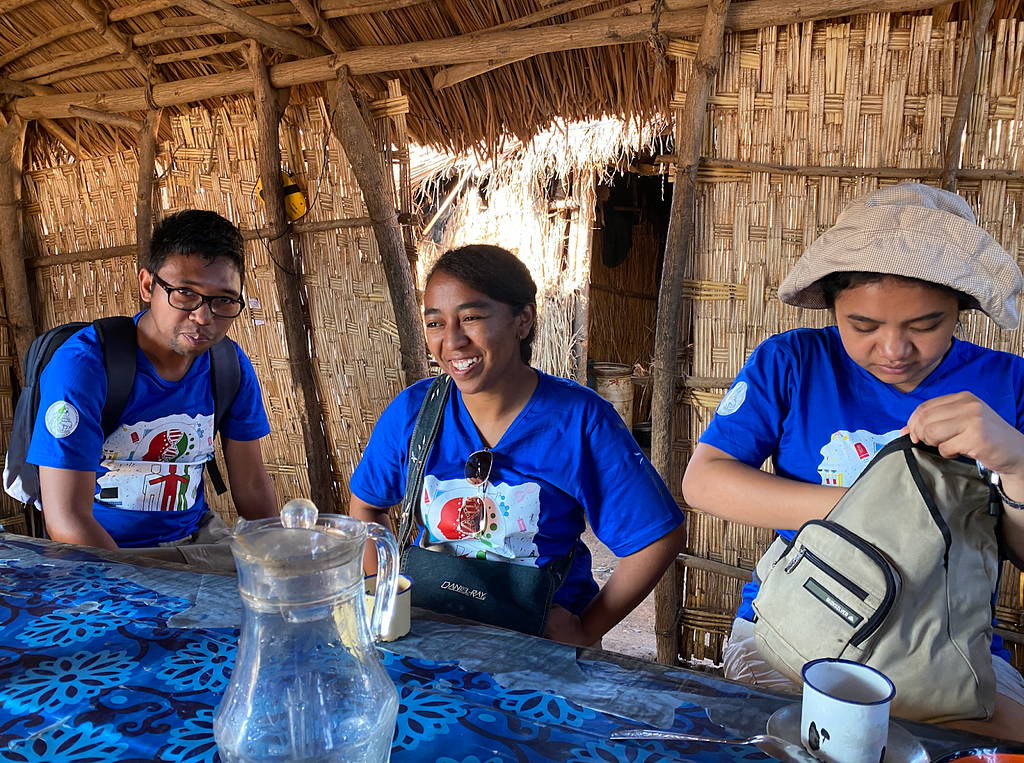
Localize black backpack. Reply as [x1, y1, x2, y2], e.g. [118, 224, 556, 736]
[3, 316, 240, 512]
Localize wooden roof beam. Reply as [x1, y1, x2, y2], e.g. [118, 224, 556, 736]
[433, 0, 610, 90]
[36, 61, 136, 86]
[0, 21, 92, 69]
[0, 77, 53, 97]
[318, 0, 432, 18]
[0, 0, 38, 13]
[151, 40, 248, 65]
[67, 104, 145, 131]
[8, 47, 116, 83]
[36, 118, 83, 160]
[289, 0, 348, 54]
[13, 0, 946, 119]
[175, 0, 327, 58]
[71, 0, 164, 84]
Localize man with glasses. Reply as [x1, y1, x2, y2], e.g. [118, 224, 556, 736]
[26, 210, 278, 570]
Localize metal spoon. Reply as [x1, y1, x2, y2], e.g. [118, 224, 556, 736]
[610, 730, 818, 763]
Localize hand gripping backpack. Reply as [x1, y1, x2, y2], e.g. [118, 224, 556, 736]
[752, 435, 1000, 723]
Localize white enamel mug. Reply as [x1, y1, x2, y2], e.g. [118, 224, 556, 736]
[801, 658, 895, 763]
[365, 573, 412, 641]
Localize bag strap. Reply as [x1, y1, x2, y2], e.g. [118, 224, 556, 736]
[398, 374, 452, 550]
[206, 336, 241, 496]
[93, 316, 138, 439]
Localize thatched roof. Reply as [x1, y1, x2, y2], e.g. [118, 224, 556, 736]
[1, 0, 1019, 164]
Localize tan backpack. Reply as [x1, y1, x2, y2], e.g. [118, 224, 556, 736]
[752, 435, 1000, 723]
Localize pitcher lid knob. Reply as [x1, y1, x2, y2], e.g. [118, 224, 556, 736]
[280, 498, 318, 529]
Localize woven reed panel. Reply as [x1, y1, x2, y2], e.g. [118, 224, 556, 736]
[671, 13, 1024, 667]
[13, 93, 408, 527]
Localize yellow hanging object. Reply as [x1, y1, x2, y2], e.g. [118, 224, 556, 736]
[255, 170, 308, 222]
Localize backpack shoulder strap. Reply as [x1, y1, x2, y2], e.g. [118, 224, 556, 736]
[398, 374, 451, 550]
[92, 316, 137, 440]
[209, 336, 241, 436]
[206, 336, 241, 496]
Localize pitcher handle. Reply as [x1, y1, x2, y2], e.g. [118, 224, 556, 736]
[364, 522, 399, 641]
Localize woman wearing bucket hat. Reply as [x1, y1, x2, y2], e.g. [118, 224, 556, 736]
[682, 182, 1024, 739]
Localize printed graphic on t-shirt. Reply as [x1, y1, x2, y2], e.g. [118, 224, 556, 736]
[422, 474, 541, 564]
[97, 413, 214, 512]
[817, 429, 901, 486]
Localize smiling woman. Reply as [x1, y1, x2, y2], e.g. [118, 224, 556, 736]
[348, 244, 686, 647]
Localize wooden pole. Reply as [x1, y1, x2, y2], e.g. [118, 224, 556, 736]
[13, 0, 945, 120]
[68, 105, 145, 131]
[327, 70, 429, 386]
[135, 108, 162, 284]
[0, 77, 52, 97]
[0, 116, 35, 385]
[244, 41, 336, 512]
[70, 0, 164, 83]
[180, 0, 327, 59]
[652, 0, 731, 667]
[941, 0, 995, 192]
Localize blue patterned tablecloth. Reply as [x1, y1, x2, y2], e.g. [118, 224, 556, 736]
[0, 536, 980, 763]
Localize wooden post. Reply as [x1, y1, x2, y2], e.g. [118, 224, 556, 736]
[941, 0, 994, 192]
[651, 0, 731, 666]
[135, 108, 162, 308]
[245, 42, 336, 512]
[328, 70, 429, 385]
[0, 116, 34, 385]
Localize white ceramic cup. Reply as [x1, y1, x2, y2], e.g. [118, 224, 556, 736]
[364, 573, 412, 642]
[801, 658, 895, 763]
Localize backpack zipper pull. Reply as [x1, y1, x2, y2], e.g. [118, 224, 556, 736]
[784, 546, 807, 574]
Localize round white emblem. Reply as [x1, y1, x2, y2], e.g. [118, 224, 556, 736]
[716, 381, 747, 416]
[45, 400, 80, 439]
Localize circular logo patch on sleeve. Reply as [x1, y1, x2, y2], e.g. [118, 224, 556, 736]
[716, 381, 747, 416]
[45, 401, 80, 439]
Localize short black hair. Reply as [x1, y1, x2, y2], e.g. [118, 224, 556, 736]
[427, 245, 538, 364]
[817, 271, 974, 312]
[148, 210, 245, 287]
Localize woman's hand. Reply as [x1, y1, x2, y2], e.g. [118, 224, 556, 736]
[905, 392, 1024, 490]
[544, 604, 593, 646]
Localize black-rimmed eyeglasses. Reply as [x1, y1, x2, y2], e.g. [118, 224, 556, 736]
[151, 273, 245, 319]
[458, 449, 493, 536]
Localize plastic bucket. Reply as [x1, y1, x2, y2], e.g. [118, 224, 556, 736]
[592, 362, 634, 429]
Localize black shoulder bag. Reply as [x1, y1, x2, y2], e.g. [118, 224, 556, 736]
[398, 374, 575, 637]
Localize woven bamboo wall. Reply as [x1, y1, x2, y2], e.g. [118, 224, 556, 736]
[670, 13, 1024, 667]
[17, 91, 410, 526]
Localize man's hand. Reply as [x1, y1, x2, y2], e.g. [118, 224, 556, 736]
[39, 466, 118, 549]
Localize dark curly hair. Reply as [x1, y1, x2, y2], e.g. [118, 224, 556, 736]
[147, 210, 245, 288]
[427, 245, 537, 364]
[817, 271, 973, 312]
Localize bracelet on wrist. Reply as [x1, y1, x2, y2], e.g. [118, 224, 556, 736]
[998, 483, 1024, 511]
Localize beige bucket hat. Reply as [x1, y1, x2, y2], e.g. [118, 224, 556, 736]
[778, 182, 1023, 330]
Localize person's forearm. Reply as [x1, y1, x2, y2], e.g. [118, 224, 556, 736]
[234, 477, 280, 521]
[350, 495, 394, 574]
[683, 445, 844, 530]
[578, 524, 686, 644]
[996, 470, 1024, 566]
[45, 509, 119, 550]
[39, 466, 119, 550]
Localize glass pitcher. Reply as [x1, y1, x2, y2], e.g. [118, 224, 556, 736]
[214, 499, 400, 763]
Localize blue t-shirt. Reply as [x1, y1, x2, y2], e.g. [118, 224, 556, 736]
[350, 371, 684, 615]
[27, 314, 270, 547]
[700, 326, 1024, 658]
